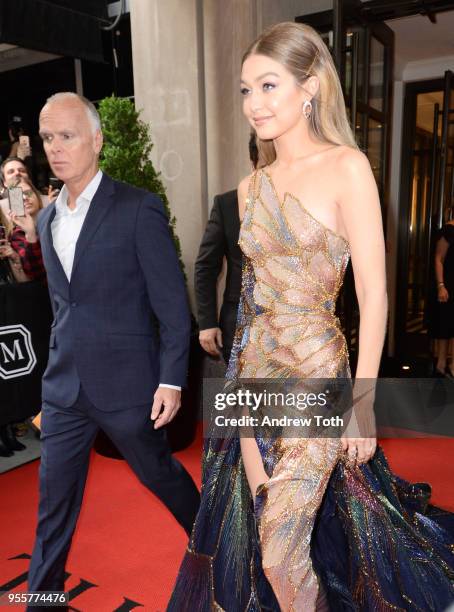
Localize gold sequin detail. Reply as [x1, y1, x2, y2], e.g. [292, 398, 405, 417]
[237, 169, 351, 610]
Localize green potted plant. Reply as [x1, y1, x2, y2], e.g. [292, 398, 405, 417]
[96, 96, 201, 453]
[98, 95, 185, 276]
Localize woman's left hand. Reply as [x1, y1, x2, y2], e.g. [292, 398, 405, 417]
[8, 211, 38, 242]
[341, 380, 377, 465]
[341, 436, 377, 466]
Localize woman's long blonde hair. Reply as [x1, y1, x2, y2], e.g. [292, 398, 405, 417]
[242, 22, 358, 167]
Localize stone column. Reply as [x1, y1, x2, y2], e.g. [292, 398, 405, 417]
[203, 0, 333, 202]
[258, 0, 332, 30]
[130, 0, 207, 304]
[130, 0, 331, 302]
[203, 0, 258, 202]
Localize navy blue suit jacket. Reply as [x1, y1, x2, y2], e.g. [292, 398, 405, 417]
[38, 173, 191, 410]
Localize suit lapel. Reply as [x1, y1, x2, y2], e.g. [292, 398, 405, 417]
[40, 205, 70, 292]
[70, 174, 115, 281]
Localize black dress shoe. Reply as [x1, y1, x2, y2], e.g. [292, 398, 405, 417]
[0, 425, 26, 452]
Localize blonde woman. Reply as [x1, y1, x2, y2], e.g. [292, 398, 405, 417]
[169, 23, 454, 611]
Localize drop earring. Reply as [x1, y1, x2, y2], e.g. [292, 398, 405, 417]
[303, 100, 312, 119]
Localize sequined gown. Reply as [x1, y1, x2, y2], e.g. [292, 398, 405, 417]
[168, 169, 454, 611]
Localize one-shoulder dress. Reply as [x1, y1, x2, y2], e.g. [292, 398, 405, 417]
[168, 169, 454, 611]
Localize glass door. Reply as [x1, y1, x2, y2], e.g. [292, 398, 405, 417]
[438, 71, 454, 227]
[344, 23, 393, 207]
[395, 71, 454, 360]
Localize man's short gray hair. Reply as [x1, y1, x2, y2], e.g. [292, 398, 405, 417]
[44, 92, 101, 134]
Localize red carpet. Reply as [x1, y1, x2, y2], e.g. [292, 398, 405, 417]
[0, 434, 453, 611]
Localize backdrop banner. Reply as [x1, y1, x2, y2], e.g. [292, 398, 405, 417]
[0, 281, 52, 425]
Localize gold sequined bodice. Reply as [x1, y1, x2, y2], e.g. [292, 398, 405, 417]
[238, 169, 351, 378]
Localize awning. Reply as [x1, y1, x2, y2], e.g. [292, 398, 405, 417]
[0, 0, 108, 63]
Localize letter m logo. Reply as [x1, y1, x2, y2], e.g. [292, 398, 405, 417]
[0, 325, 37, 380]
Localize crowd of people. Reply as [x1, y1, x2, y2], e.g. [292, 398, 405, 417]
[0, 157, 49, 456]
[0, 20, 453, 612]
[0, 115, 64, 452]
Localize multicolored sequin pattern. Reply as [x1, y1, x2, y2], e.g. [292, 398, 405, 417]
[168, 169, 454, 612]
[237, 169, 350, 380]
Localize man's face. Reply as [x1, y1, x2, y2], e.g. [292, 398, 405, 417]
[2, 160, 28, 187]
[39, 99, 102, 187]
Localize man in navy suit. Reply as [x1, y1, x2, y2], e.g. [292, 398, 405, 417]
[23, 92, 200, 599]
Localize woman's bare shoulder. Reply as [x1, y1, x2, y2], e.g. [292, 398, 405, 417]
[334, 145, 370, 171]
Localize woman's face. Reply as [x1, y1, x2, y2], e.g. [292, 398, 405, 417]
[241, 54, 307, 141]
[17, 180, 41, 217]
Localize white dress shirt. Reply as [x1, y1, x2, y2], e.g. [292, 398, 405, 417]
[51, 170, 179, 391]
[52, 170, 103, 280]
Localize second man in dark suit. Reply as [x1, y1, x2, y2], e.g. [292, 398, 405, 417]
[195, 135, 258, 364]
[195, 189, 242, 363]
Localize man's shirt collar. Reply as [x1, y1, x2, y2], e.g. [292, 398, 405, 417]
[55, 170, 103, 215]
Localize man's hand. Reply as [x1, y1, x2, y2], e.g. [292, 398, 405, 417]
[17, 142, 32, 160]
[199, 327, 223, 357]
[150, 387, 181, 429]
[48, 186, 59, 203]
[438, 286, 449, 302]
[0, 241, 19, 262]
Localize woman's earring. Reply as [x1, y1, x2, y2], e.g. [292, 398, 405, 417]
[303, 100, 312, 119]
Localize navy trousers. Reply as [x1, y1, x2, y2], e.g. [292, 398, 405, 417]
[28, 387, 200, 595]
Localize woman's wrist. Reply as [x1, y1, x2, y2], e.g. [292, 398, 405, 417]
[25, 231, 38, 243]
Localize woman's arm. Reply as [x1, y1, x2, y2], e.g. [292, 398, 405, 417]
[337, 148, 387, 464]
[9, 141, 19, 158]
[434, 235, 449, 302]
[337, 149, 388, 378]
[9, 217, 46, 282]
